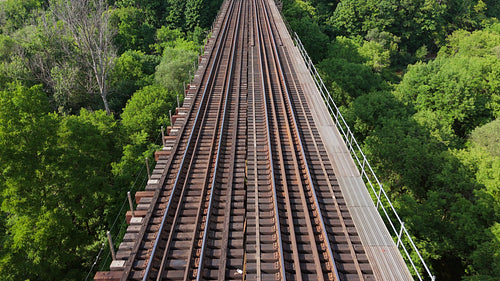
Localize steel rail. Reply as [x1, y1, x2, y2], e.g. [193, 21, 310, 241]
[249, 46, 262, 281]
[259, 0, 340, 279]
[293, 32, 435, 281]
[257, 0, 326, 279]
[280, 45, 365, 280]
[213, 1, 246, 278]
[154, 13, 231, 279]
[254, 0, 288, 278]
[248, 0, 262, 278]
[195, 0, 244, 278]
[119, 1, 234, 279]
[154, 2, 240, 279]
[140, 0, 238, 279]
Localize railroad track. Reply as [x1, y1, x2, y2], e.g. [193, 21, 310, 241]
[98, 0, 376, 280]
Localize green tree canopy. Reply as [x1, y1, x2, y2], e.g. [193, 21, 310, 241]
[108, 50, 159, 112]
[0, 83, 121, 280]
[155, 45, 198, 93]
[111, 6, 156, 54]
[121, 84, 176, 140]
[396, 29, 500, 142]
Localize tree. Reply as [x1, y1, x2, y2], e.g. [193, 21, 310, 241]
[50, 0, 117, 115]
[108, 50, 159, 112]
[396, 30, 500, 142]
[185, 0, 203, 31]
[110, 6, 156, 54]
[330, 0, 446, 55]
[121, 84, 176, 139]
[152, 26, 184, 54]
[113, 84, 175, 190]
[0, 84, 121, 279]
[115, 0, 169, 27]
[469, 118, 500, 157]
[317, 36, 388, 106]
[154, 45, 198, 93]
[166, 0, 186, 30]
[0, 0, 44, 34]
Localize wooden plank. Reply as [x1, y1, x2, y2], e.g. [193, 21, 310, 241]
[94, 271, 122, 281]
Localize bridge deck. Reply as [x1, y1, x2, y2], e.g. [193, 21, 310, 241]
[267, 2, 414, 280]
[95, 0, 414, 280]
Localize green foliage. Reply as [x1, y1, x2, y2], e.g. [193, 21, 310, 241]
[354, 92, 499, 279]
[439, 28, 500, 58]
[155, 45, 198, 93]
[121, 84, 176, 140]
[157, 26, 185, 43]
[108, 50, 159, 112]
[397, 30, 500, 142]
[470, 118, 500, 157]
[319, 57, 385, 105]
[0, 0, 222, 279]
[317, 36, 389, 105]
[450, 132, 500, 279]
[114, 0, 169, 27]
[286, 1, 500, 276]
[284, 1, 329, 62]
[346, 28, 500, 280]
[328, 0, 499, 59]
[111, 131, 157, 192]
[152, 26, 185, 54]
[346, 90, 409, 140]
[0, 34, 15, 61]
[110, 6, 156, 54]
[113, 84, 175, 188]
[50, 63, 96, 113]
[331, 0, 447, 54]
[0, 0, 44, 34]
[166, 0, 186, 30]
[358, 40, 391, 71]
[0, 83, 120, 280]
[0, 12, 107, 113]
[185, 0, 203, 31]
[415, 45, 428, 60]
[465, 222, 500, 281]
[168, 0, 220, 31]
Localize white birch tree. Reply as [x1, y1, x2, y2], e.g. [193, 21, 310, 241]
[50, 0, 116, 114]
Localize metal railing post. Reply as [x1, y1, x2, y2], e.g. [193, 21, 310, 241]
[376, 187, 383, 209]
[127, 191, 135, 218]
[361, 157, 366, 176]
[161, 126, 166, 146]
[107, 231, 116, 261]
[145, 157, 151, 180]
[396, 222, 405, 248]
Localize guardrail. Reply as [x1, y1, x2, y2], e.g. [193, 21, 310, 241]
[292, 32, 435, 281]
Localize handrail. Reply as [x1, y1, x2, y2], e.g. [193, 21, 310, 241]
[292, 32, 435, 281]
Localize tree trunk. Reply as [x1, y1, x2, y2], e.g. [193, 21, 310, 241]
[101, 93, 111, 115]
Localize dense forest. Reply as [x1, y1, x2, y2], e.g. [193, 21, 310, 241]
[0, 0, 498, 280]
[280, 0, 500, 280]
[0, 0, 221, 279]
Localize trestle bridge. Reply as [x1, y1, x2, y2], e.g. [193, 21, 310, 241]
[95, 0, 428, 280]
